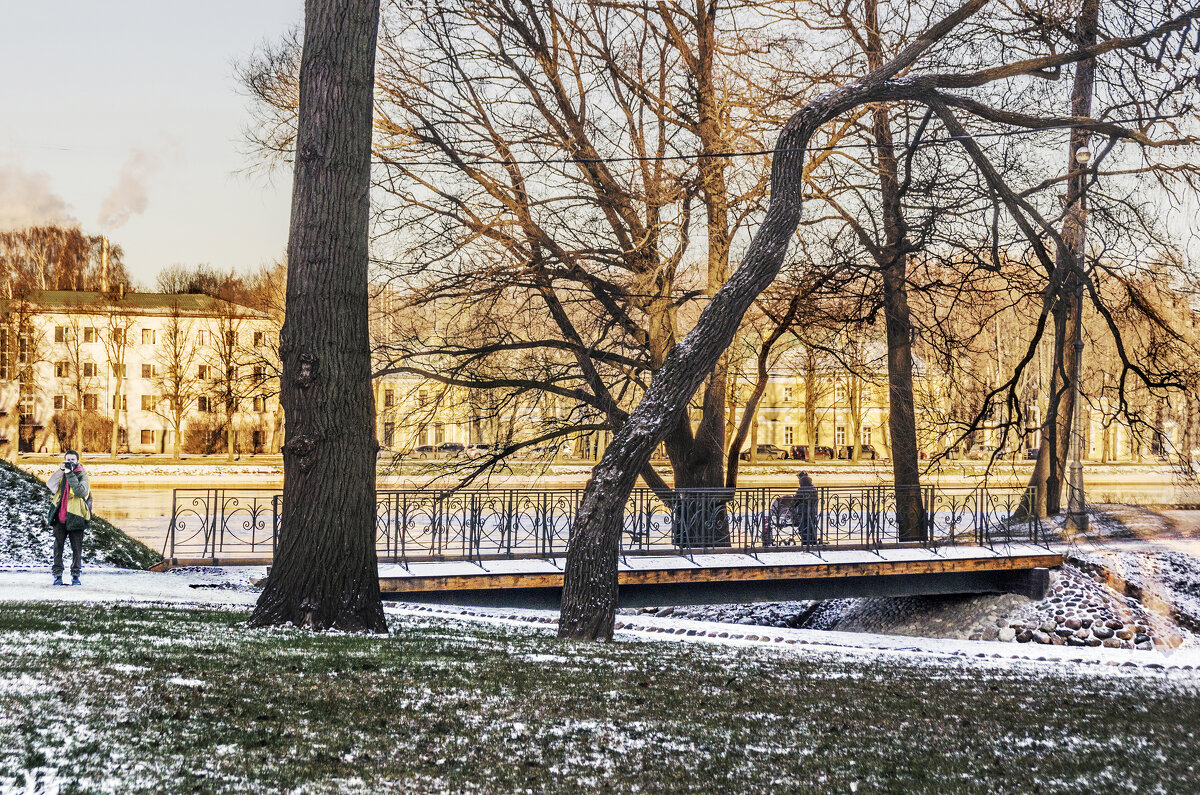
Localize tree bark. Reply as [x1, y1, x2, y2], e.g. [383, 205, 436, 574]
[250, 0, 385, 632]
[1024, 0, 1097, 517]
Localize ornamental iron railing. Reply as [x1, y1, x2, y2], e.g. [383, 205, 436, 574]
[165, 484, 1043, 563]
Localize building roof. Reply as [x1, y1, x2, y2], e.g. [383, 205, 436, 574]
[1, 290, 261, 317]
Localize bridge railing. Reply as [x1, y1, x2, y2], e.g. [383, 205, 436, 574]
[165, 484, 1042, 562]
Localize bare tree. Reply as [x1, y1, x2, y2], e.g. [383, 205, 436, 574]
[558, 0, 1200, 640]
[151, 304, 201, 459]
[100, 306, 135, 457]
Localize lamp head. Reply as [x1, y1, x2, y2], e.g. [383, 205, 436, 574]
[1075, 146, 1092, 165]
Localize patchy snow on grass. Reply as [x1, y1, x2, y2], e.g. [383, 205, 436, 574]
[166, 677, 207, 688]
[0, 674, 52, 697]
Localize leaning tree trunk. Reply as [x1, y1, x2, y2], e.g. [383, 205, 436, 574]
[250, 0, 385, 632]
[557, 73, 936, 639]
[1023, 0, 1097, 518]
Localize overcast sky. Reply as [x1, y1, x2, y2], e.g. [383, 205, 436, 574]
[0, 1, 301, 288]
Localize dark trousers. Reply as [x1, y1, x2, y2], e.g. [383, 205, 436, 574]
[52, 523, 84, 577]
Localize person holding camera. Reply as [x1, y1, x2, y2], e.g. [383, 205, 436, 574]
[45, 450, 91, 586]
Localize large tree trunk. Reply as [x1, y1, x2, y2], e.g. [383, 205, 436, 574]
[250, 0, 385, 632]
[1023, 0, 1097, 518]
[866, 0, 924, 540]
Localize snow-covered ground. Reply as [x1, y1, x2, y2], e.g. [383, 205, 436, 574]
[2, 565, 1198, 674]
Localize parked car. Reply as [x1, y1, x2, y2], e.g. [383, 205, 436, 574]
[788, 444, 836, 461]
[437, 442, 466, 457]
[738, 443, 789, 461]
[967, 444, 1018, 460]
[838, 444, 879, 460]
[413, 444, 437, 459]
[1025, 447, 1040, 460]
[465, 443, 494, 458]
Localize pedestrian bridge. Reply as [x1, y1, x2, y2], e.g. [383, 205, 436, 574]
[161, 485, 1059, 605]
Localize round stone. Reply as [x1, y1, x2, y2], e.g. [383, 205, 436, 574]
[998, 627, 1016, 642]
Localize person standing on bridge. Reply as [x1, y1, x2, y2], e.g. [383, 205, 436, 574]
[45, 450, 91, 586]
[793, 471, 818, 544]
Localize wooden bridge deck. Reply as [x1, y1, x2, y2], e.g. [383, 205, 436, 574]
[371, 544, 1061, 608]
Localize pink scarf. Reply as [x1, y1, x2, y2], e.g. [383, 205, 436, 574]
[57, 474, 71, 523]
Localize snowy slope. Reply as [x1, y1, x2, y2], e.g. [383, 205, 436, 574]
[0, 460, 161, 570]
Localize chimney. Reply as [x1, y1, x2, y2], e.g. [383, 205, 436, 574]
[118, 282, 125, 300]
[100, 236, 110, 293]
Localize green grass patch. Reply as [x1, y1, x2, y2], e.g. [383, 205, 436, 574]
[0, 602, 1196, 793]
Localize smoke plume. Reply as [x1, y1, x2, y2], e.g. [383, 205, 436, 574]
[98, 148, 159, 230]
[0, 163, 76, 231]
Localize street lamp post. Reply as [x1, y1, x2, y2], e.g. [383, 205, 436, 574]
[1065, 145, 1091, 533]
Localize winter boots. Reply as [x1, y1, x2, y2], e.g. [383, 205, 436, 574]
[53, 575, 64, 586]
[71, 575, 81, 586]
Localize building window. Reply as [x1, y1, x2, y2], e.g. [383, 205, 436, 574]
[140, 429, 155, 446]
[784, 426, 794, 445]
[198, 395, 211, 413]
[19, 387, 36, 423]
[434, 422, 445, 444]
[141, 394, 157, 411]
[142, 363, 155, 378]
[83, 393, 98, 411]
[54, 326, 68, 343]
[54, 395, 65, 410]
[835, 384, 846, 403]
[253, 365, 265, 381]
[197, 330, 208, 345]
[384, 389, 395, 408]
[782, 386, 794, 403]
[0, 327, 8, 379]
[55, 361, 69, 378]
[383, 422, 395, 448]
[862, 427, 872, 445]
[83, 362, 97, 377]
[112, 394, 127, 411]
[835, 426, 846, 446]
[18, 333, 30, 365]
[227, 366, 238, 381]
[83, 327, 97, 343]
[418, 389, 429, 407]
[141, 328, 155, 345]
[112, 363, 126, 378]
[198, 365, 210, 380]
[226, 330, 237, 348]
[253, 331, 266, 347]
[253, 396, 266, 412]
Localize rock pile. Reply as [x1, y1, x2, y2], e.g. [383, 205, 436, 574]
[628, 556, 1196, 652]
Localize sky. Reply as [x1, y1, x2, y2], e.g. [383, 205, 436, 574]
[0, 1, 301, 288]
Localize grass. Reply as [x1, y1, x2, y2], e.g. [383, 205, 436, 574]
[0, 602, 1197, 794]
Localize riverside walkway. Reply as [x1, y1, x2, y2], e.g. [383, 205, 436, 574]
[158, 485, 1060, 605]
